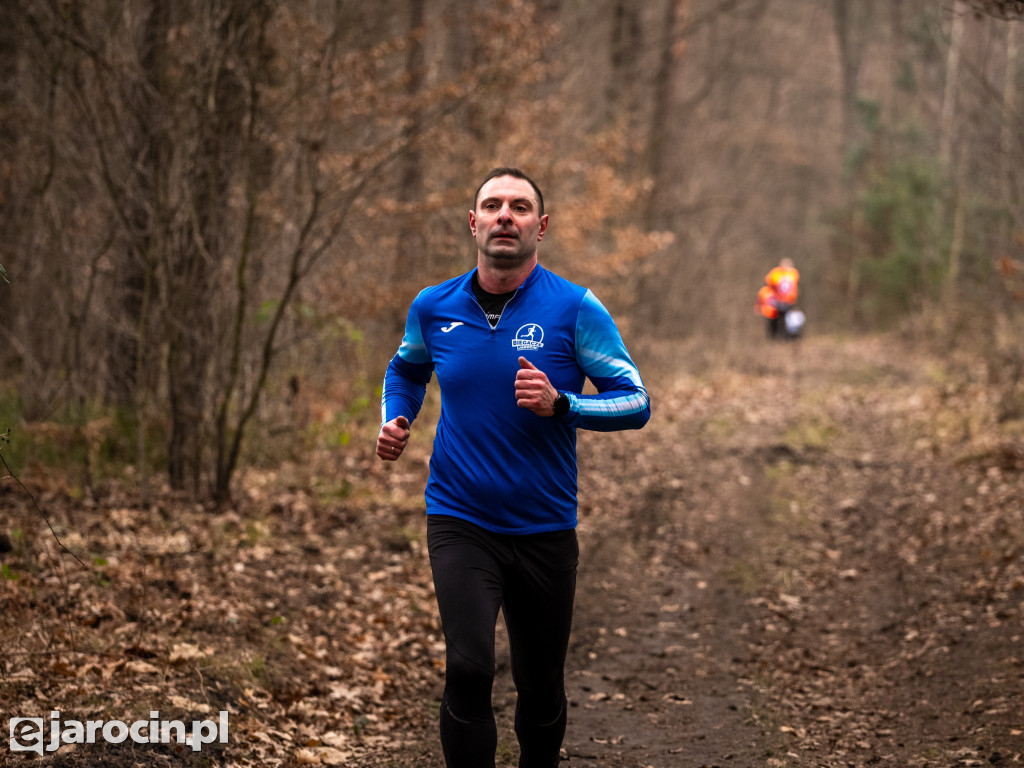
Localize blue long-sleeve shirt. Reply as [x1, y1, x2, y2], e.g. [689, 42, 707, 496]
[381, 265, 650, 534]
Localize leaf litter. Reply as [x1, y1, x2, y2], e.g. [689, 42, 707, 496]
[1, 334, 1022, 767]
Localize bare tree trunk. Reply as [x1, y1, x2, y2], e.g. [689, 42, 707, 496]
[1002, 20, 1020, 213]
[644, 0, 686, 232]
[397, 0, 426, 274]
[832, 0, 868, 325]
[607, 1, 643, 127]
[940, 0, 967, 171]
[0, 3, 23, 379]
[945, 179, 966, 303]
[164, 1, 267, 496]
[937, 1, 966, 319]
[103, 2, 168, 407]
[886, 0, 905, 127]
[833, 0, 872, 158]
[124, 1, 167, 503]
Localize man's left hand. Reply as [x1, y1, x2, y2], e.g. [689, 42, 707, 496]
[515, 357, 558, 416]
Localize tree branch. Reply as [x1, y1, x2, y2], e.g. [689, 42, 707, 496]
[0, 430, 87, 570]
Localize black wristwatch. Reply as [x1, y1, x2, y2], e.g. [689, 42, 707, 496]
[551, 392, 570, 418]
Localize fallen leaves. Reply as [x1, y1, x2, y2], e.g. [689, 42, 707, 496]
[2, 335, 1023, 768]
[0, 476, 442, 766]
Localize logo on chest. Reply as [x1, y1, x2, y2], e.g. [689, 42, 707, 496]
[512, 323, 545, 351]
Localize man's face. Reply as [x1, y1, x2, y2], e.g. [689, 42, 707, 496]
[469, 176, 548, 264]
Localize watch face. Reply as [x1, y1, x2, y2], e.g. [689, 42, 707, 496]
[553, 394, 569, 417]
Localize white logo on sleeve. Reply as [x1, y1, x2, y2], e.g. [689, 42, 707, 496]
[441, 321, 464, 333]
[512, 323, 544, 351]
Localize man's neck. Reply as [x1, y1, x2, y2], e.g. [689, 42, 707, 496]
[476, 254, 538, 294]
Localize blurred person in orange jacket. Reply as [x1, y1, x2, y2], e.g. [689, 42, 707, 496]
[764, 258, 799, 340]
[755, 284, 780, 339]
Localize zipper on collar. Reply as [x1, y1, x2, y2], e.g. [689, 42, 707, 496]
[473, 289, 518, 330]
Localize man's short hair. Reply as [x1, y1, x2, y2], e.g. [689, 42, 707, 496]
[474, 167, 545, 217]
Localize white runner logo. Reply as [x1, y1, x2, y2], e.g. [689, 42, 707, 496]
[512, 323, 544, 351]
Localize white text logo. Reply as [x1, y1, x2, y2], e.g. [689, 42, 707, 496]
[441, 321, 464, 333]
[10, 711, 229, 755]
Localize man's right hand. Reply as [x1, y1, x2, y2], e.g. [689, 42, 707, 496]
[377, 415, 410, 461]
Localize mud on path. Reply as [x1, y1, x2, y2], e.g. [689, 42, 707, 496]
[1, 334, 1022, 767]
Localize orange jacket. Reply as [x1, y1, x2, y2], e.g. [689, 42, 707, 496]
[765, 265, 799, 305]
[756, 286, 778, 319]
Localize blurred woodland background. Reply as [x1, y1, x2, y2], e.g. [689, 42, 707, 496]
[1, 0, 1022, 502]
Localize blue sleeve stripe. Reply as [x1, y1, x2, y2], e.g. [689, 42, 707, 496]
[578, 347, 645, 387]
[566, 290, 651, 431]
[381, 294, 434, 425]
[397, 293, 432, 365]
[574, 389, 650, 417]
[576, 291, 643, 383]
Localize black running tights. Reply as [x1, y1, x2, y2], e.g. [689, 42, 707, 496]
[427, 515, 579, 768]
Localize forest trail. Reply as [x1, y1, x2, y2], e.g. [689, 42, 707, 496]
[2, 334, 1022, 768]
[558, 333, 1024, 768]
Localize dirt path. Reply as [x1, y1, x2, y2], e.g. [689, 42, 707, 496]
[2, 334, 1022, 768]
[475, 333, 1023, 767]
